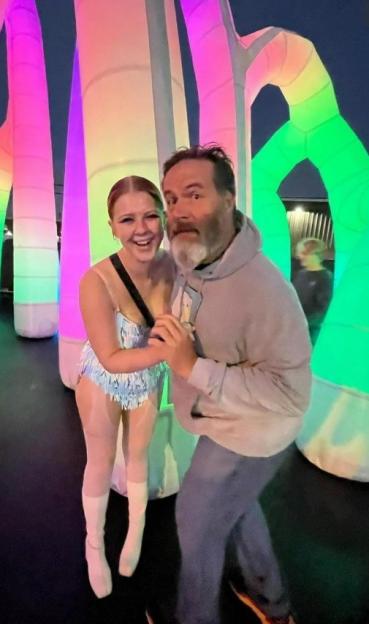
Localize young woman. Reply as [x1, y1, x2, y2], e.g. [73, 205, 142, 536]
[75, 176, 174, 598]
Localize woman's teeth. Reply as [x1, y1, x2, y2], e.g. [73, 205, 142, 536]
[134, 240, 151, 246]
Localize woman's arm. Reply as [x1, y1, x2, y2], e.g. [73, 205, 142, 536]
[80, 270, 164, 373]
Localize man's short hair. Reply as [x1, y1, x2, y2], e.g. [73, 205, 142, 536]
[296, 237, 326, 259]
[163, 144, 236, 197]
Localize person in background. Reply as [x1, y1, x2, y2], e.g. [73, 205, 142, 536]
[293, 237, 333, 345]
[148, 144, 312, 624]
[76, 176, 172, 598]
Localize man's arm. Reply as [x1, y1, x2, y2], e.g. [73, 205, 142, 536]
[314, 270, 333, 315]
[188, 352, 311, 418]
[151, 284, 312, 418]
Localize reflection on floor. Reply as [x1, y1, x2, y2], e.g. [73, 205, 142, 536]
[1, 298, 369, 624]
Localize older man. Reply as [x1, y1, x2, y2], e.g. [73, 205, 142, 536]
[150, 145, 311, 624]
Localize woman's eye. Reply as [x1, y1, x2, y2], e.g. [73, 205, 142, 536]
[146, 213, 160, 219]
[120, 218, 133, 224]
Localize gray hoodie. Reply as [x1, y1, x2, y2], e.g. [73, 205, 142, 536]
[171, 215, 312, 457]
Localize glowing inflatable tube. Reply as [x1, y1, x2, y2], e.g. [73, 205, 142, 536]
[5, 0, 58, 337]
[0, 123, 13, 281]
[180, 0, 278, 214]
[58, 50, 89, 389]
[0, 2, 12, 282]
[74, 0, 188, 264]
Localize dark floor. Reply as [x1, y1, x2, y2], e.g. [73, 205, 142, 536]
[1, 296, 369, 624]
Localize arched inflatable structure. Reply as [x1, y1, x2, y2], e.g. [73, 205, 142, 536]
[179, 0, 369, 480]
[1, 0, 367, 481]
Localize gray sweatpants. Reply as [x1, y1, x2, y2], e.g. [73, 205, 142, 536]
[175, 436, 290, 624]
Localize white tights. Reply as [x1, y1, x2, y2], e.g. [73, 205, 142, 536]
[75, 376, 157, 595]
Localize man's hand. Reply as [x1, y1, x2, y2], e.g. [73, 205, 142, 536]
[149, 314, 197, 379]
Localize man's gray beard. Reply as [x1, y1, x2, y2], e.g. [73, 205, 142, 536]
[171, 237, 207, 273]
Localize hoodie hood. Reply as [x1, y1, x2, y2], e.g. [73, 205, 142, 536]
[180, 213, 262, 282]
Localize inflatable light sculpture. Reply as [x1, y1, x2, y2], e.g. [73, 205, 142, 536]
[179, 0, 369, 480]
[238, 28, 369, 480]
[59, 0, 369, 482]
[180, 0, 299, 274]
[74, 0, 188, 265]
[180, 1, 369, 278]
[58, 50, 90, 389]
[249, 31, 369, 283]
[0, 1, 13, 279]
[0, 0, 58, 337]
[180, 1, 283, 219]
[0, 110, 12, 282]
[59, 0, 196, 497]
[239, 29, 369, 479]
[297, 226, 369, 481]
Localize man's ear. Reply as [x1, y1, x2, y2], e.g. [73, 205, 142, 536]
[224, 191, 235, 213]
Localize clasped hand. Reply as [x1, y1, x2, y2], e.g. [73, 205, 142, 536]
[149, 314, 197, 379]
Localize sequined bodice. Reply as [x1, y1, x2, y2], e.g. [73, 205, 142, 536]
[114, 311, 150, 348]
[80, 311, 164, 409]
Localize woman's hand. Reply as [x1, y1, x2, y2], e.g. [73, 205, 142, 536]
[149, 314, 197, 379]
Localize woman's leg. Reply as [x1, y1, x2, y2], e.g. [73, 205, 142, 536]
[75, 376, 122, 598]
[119, 393, 157, 576]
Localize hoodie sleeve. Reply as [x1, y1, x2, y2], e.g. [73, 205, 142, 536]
[313, 269, 333, 315]
[187, 280, 312, 419]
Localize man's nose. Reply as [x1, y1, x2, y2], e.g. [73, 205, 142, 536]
[169, 199, 191, 220]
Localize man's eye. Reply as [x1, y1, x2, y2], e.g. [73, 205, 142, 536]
[146, 213, 160, 219]
[192, 192, 200, 199]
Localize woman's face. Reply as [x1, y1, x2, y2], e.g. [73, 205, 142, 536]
[110, 191, 164, 263]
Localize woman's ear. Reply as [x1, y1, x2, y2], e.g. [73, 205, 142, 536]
[108, 219, 116, 239]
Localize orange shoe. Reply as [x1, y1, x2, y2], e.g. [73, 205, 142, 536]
[230, 582, 296, 624]
[145, 606, 179, 624]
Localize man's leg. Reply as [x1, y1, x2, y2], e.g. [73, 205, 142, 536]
[176, 438, 290, 624]
[230, 500, 290, 619]
[176, 437, 238, 624]
[176, 437, 258, 624]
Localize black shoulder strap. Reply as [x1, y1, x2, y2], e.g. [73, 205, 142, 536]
[109, 253, 155, 328]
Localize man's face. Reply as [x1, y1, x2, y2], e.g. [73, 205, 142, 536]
[162, 159, 234, 271]
[297, 245, 319, 268]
